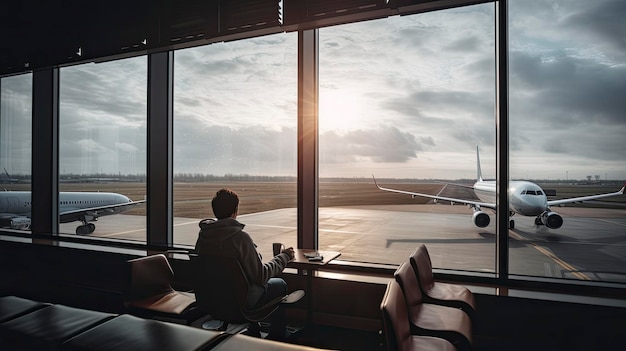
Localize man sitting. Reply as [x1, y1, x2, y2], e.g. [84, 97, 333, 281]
[195, 188, 296, 340]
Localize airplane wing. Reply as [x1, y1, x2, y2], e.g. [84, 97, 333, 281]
[421, 179, 476, 190]
[60, 200, 146, 222]
[372, 176, 495, 210]
[547, 183, 625, 206]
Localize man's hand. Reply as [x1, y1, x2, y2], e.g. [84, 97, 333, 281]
[282, 247, 295, 261]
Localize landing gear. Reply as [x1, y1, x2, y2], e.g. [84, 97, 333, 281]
[534, 217, 543, 226]
[508, 211, 516, 229]
[76, 223, 96, 235]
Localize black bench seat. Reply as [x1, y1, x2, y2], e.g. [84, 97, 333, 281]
[61, 314, 225, 351]
[0, 303, 115, 351]
[0, 296, 336, 351]
[0, 295, 51, 323]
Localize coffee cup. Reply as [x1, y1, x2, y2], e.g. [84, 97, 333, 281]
[273, 242, 284, 256]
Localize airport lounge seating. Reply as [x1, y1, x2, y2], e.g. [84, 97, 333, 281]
[0, 302, 116, 351]
[125, 254, 202, 324]
[188, 254, 289, 336]
[394, 262, 473, 351]
[409, 244, 476, 320]
[60, 313, 227, 351]
[0, 295, 51, 323]
[380, 280, 458, 351]
[0, 296, 334, 351]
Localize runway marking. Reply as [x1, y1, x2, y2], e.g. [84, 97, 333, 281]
[174, 220, 201, 226]
[247, 224, 295, 230]
[318, 228, 364, 234]
[94, 220, 200, 238]
[510, 230, 590, 280]
[251, 223, 362, 234]
[142, 219, 364, 235]
[594, 218, 626, 227]
[97, 228, 145, 237]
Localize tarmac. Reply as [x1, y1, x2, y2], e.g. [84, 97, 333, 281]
[60, 204, 626, 283]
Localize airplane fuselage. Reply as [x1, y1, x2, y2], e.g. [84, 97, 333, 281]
[0, 191, 143, 234]
[0, 191, 133, 217]
[374, 146, 624, 230]
[474, 180, 549, 216]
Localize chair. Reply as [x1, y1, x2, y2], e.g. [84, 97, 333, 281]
[125, 254, 201, 324]
[380, 280, 458, 351]
[188, 254, 286, 335]
[394, 262, 473, 351]
[409, 244, 476, 320]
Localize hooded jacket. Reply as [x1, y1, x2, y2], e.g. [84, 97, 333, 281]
[194, 217, 291, 308]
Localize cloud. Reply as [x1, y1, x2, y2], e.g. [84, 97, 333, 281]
[510, 52, 626, 124]
[508, 5, 626, 163]
[174, 123, 296, 176]
[1, 75, 33, 173]
[2, 1, 625, 180]
[562, 0, 626, 58]
[60, 58, 147, 128]
[115, 142, 139, 153]
[320, 125, 432, 164]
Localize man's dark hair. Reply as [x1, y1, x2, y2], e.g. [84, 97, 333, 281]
[212, 188, 239, 219]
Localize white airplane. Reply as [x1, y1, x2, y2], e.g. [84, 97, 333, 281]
[0, 191, 145, 234]
[373, 147, 625, 230]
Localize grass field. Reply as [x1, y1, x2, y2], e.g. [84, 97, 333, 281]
[5, 181, 625, 218]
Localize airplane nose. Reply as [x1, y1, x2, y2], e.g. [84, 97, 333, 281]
[519, 197, 546, 216]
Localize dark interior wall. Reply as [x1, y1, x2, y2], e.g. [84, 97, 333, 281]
[0, 0, 283, 76]
[2, 239, 626, 351]
[0, 239, 137, 313]
[0, 0, 483, 76]
[0, 238, 388, 329]
[474, 294, 626, 351]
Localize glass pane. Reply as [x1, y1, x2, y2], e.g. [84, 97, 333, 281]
[0, 74, 32, 232]
[173, 33, 297, 259]
[509, 0, 626, 283]
[59, 58, 147, 239]
[318, 4, 496, 270]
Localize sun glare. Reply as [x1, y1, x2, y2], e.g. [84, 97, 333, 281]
[319, 90, 365, 133]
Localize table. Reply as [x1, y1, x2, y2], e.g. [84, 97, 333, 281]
[287, 249, 341, 324]
[289, 249, 341, 267]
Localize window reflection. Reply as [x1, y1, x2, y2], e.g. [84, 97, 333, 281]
[0, 74, 32, 232]
[58, 58, 147, 239]
[509, 0, 626, 282]
[318, 4, 496, 270]
[172, 33, 298, 259]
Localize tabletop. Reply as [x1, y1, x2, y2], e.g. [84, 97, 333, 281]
[288, 249, 341, 268]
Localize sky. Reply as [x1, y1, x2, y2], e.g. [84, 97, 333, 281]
[1, 0, 625, 181]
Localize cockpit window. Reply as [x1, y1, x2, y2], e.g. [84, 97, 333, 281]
[521, 190, 544, 195]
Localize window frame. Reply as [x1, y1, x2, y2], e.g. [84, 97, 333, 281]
[1, 0, 625, 301]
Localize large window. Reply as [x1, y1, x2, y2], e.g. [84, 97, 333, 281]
[173, 33, 298, 259]
[59, 58, 147, 240]
[318, 4, 497, 269]
[508, 0, 626, 283]
[1, 0, 624, 294]
[0, 74, 32, 232]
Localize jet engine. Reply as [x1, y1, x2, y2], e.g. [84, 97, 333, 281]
[10, 217, 31, 230]
[472, 210, 490, 228]
[539, 211, 563, 229]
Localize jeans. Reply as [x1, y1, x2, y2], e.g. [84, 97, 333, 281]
[254, 278, 288, 338]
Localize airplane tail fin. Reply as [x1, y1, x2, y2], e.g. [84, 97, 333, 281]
[476, 146, 484, 182]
